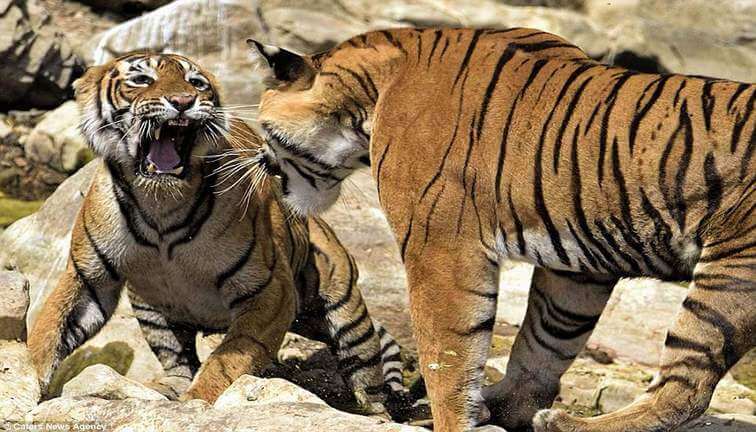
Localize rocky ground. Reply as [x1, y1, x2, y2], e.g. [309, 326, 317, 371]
[0, 0, 754, 430]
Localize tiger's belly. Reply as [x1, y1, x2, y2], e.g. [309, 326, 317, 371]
[494, 225, 698, 280]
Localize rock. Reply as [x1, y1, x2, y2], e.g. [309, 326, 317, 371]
[0, 270, 29, 340]
[87, 0, 271, 105]
[83, 0, 610, 108]
[0, 159, 96, 330]
[24, 101, 92, 173]
[583, 0, 756, 80]
[61, 364, 166, 401]
[49, 340, 135, 397]
[0, 0, 85, 110]
[0, 340, 41, 421]
[682, 415, 756, 432]
[30, 397, 425, 431]
[0, 118, 12, 141]
[214, 375, 326, 410]
[48, 292, 164, 393]
[594, 378, 645, 414]
[470, 426, 508, 432]
[709, 374, 756, 416]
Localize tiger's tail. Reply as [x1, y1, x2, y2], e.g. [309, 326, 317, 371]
[374, 321, 406, 394]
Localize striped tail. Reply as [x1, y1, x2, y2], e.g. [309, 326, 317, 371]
[375, 321, 406, 394]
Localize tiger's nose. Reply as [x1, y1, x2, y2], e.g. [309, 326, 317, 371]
[168, 94, 196, 112]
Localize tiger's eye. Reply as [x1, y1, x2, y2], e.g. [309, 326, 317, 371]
[189, 78, 209, 90]
[132, 75, 154, 85]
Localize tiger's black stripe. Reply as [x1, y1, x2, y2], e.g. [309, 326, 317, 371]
[452, 29, 485, 90]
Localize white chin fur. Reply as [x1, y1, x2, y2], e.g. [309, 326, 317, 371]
[283, 179, 341, 216]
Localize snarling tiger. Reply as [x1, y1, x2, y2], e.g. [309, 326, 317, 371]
[242, 28, 755, 432]
[25, 52, 406, 414]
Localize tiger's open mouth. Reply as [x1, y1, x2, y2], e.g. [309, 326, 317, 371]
[137, 118, 199, 178]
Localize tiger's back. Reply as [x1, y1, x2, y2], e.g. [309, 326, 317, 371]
[372, 28, 753, 281]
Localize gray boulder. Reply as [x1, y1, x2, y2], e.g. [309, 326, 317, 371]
[0, 160, 96, 331]
[61, 363, 167, 401]
[0, 270, 29, 341]
[0, 340, 41, 421]
[24, 101, 92, 174]
[213, 374, 326, 410]
[0, 0, 85, 110]
[584, 0, 756, 80]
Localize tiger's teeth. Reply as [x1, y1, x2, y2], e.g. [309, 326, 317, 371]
[166, 166, 184, 175]
[154, 126, 162, 139]
[146, 162, 157, 174]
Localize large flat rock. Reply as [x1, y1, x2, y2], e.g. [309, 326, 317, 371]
[29, 397, 424, 432]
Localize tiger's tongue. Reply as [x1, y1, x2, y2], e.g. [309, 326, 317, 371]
[147, 135, 181, 171]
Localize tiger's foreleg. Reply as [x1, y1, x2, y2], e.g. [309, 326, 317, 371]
[405, 242, 500, 432]
[305, 218, 390, 416]
[27, 211, 124, 395]
[535, 242, 755, 432]
[129, 289, 200, 400]
[181, 267, 296, 403]
[485, 268, 615, 431]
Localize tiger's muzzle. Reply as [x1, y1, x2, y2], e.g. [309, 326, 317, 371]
[134, 95, 212, 180]
[137, 118, 199, 179]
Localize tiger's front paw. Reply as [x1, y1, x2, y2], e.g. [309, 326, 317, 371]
[532, 409, 580, 432]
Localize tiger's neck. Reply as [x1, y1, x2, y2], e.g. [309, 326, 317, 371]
[322, 31, 412, 135]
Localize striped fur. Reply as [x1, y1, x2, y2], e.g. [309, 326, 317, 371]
[243, 28, 755, 431]
[26, 53, 405, 414]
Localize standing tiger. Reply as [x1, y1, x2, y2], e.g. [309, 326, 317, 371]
[241, 28, 755, 432]
[25, 52, 406, 414]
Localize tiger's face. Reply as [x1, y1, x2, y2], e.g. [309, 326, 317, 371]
[246, 41, 374, 215]
[74, 53, 228, 188]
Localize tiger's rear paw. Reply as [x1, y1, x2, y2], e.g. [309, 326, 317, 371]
[533, 409, 579, 432]
[354, 388, 391, 419]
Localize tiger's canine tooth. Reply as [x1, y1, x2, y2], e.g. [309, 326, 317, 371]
[167, 166, 184, 175]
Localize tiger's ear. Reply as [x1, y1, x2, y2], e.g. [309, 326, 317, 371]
[72, 65, 106, 99]
[246, 39, 314, 86]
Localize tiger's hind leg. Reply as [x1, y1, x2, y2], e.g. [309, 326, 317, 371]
[128, 289, 200, 400]
[485, 269, 615, 431]
[303, 217, 390, 416]
[535, 242, 755, 432]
